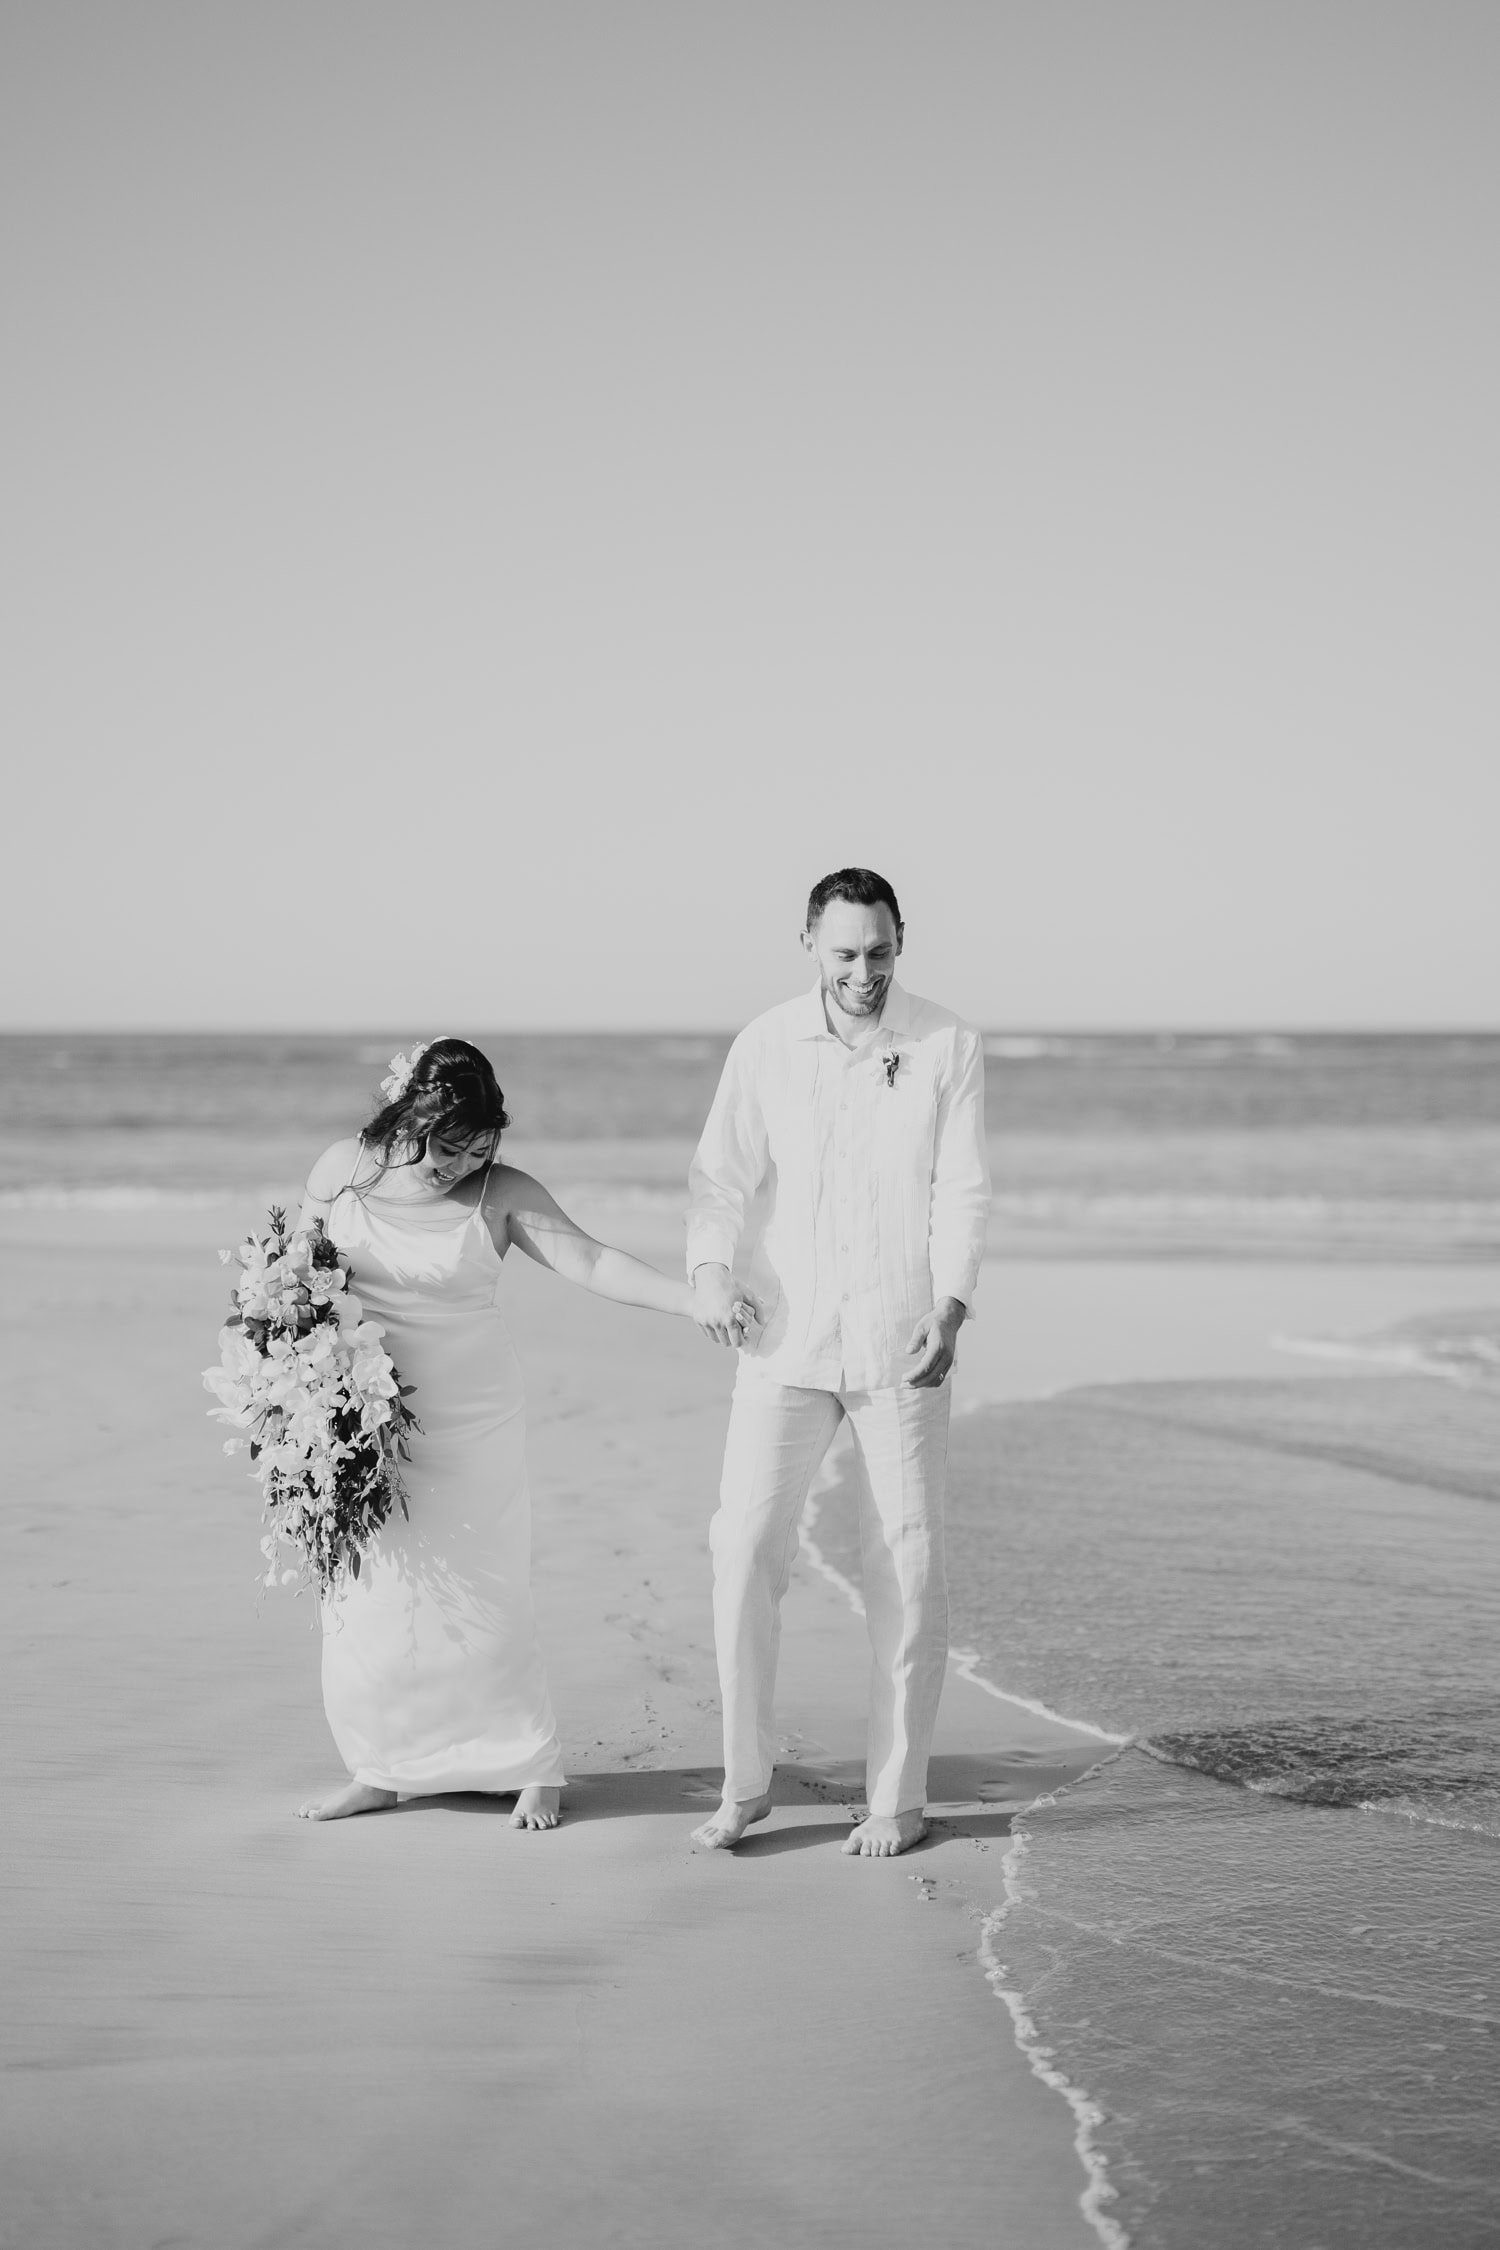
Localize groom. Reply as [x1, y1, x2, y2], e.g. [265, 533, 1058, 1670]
[686, 868, 991, 1856]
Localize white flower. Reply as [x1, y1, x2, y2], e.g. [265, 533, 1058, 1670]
[264, 1359, 307, 1408]
[203, 1328, 266, 1422]
[217, 1326, 260, 1376]
[203, 1372, 256, 1422]
[379, 1041, 429, 1104]
[262, 1439, 307, 1477]
[350, 1332, 397, 1389]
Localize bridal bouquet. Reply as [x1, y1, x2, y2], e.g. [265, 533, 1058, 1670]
[203, 1207, 419, 1599]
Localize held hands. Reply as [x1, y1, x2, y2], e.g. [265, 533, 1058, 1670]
[905, 1298, 965, 1388]
[692, 1268, 959, 1373]
[691, 1263, 764, 1350]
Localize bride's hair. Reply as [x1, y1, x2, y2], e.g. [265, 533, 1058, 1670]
[360, 1038, 511, 1180]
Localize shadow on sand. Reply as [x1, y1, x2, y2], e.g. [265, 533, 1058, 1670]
[368, 1751, 1026, 1850]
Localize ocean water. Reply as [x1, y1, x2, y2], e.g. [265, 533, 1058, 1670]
[0, 1031, 734, 1198]
[816, 1359, 1500, 2248]
[1280, 1303, 1500, 1388]
[4, 1031, 1500, 1258]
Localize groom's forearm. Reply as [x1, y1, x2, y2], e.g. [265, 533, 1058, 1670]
[686, 1039, 766, 1278]
[684, 1192, 744, 1280]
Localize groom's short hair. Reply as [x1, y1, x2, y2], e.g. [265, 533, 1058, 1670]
[806, 867, 903, 931]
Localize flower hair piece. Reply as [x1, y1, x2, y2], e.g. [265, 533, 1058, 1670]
[379, 1042, 430, 1105]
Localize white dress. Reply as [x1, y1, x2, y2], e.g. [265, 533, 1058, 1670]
[320, 1162, 564, 1795]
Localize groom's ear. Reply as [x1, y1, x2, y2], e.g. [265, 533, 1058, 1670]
[895, 923, 905, 955]
[799, 925, 815, 956]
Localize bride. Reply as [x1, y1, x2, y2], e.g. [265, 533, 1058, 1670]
[294, 1037, 741, 1830]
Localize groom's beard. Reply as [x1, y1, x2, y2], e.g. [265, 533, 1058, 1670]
[824, 973, 889, 1020]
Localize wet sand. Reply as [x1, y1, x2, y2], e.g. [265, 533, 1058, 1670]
[1, 1207, 1105, 2250]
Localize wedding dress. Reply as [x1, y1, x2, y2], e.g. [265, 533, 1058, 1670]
[319, 1160, 564, 1795]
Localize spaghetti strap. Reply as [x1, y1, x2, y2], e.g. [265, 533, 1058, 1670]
[334, 1140, 373, 1204]
[474, 1156, 496, 1224]
[304, 1141, 369, 1207]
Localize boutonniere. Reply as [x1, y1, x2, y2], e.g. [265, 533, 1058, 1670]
[880, 1042, 900, 1089]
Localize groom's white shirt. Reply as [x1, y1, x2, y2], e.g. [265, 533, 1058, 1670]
[686, 979, 991, 1392]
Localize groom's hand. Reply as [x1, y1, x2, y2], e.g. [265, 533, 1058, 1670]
[905, 1298, 965, 1388]
[691, 1263, 760, 1348]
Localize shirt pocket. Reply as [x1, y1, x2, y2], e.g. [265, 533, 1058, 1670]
[870, 1045, 938, 1172]
[869, 1048, 938, 1296]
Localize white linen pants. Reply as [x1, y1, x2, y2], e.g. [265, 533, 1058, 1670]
[710, 1365, 951, 1817]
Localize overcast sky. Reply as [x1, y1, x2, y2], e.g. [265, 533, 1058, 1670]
[3, 3, 1496, 1031]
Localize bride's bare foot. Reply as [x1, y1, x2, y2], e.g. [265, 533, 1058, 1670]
[842, 1809, 928, 1857]
[296, 1780, 398, 1822]
[690, 1790, 773, 1849]
[510, 1785, 561, 1830]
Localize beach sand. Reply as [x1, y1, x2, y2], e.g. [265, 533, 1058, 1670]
[1, 1206, 1108, 2250]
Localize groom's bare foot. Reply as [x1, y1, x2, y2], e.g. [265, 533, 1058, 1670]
[297, 1781, 397, 1821]
[691, 1791, 773, 1849]
[842, 1809, 928, 1857]
[510, 1786, 561, 1830]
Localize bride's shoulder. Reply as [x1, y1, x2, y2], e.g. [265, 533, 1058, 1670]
[486, 1160, 561, 1214]
[306, 1136, 367, 1199]
[487, 1157, 541, 1199]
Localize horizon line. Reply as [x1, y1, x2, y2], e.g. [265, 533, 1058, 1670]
[4, 1023, 1500, 1041]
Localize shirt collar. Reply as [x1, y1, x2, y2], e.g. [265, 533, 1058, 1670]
[880, 980, 913, 1037]
[792, 978, 912, 1042]
[790, 982, 832, 1039]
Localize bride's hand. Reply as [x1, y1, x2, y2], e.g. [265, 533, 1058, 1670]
[692, 1264, 761, 1348]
